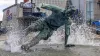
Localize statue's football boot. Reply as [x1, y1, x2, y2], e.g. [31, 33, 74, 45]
[21, 45, 32, 52]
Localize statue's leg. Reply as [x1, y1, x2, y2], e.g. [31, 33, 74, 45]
[21, 25, 53, 52]
[65, 19, 75, 47]
[65, 25, 70, 46]
[24, 19, 45, 36]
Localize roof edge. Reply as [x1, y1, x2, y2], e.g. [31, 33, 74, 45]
[3, 4, 18, 12]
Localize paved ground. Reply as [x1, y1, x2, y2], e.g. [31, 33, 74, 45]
[0, 45, 99, 56]
[0, 35, 7, 41]
[0, 33, 100, 56]
[95, 34, 100, 39]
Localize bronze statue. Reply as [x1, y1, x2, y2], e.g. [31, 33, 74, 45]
[21, 3, 78, 52]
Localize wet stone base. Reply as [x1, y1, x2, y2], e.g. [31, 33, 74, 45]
[0, 45, 100, 56]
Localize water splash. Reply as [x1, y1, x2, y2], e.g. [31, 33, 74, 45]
[2, 21, 98, 53]
[2, 22, 98, 53]
[2, 29, 25, 52]
[68, 23, 96, 45]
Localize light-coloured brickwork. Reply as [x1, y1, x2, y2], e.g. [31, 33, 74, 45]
[94, 0, 100, 20]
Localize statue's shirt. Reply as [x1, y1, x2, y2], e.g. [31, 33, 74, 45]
[41, 4, 70, 30]
[45, 11, 67, 30]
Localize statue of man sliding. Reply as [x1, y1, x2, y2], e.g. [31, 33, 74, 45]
[21, 3, 77, 52]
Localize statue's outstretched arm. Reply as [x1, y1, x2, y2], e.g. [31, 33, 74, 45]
[41, 3, 64, 12]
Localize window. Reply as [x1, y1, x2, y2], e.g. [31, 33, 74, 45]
[86, 0, 94, 22]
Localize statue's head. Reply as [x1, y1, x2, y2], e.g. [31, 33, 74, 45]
[63, 7, 77, 18]
[63, 7, 83, 24]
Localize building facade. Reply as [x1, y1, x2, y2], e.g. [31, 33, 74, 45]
[94, 0, 100, 20]
[86, 0, 100, 21]
[0, 21, 2, 27]
[32, 0, 67, 16]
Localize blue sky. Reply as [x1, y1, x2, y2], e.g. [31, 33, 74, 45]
[0, 0, 23, 21]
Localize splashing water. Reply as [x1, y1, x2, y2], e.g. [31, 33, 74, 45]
[2, 22, 98, 53]
[2, 21, 98, 53]
[1, 25, 65, 53]
[2, 29, 25, 52]
[68, 23, 96, 45]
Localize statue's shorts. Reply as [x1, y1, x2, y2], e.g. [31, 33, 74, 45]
[25, 18, 53, 40]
